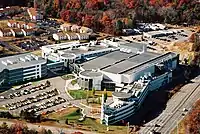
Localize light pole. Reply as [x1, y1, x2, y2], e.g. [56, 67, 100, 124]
[127, 122, 129, 134]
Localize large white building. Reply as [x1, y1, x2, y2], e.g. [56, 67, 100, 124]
[73, 39, 179, 125]
[41, 40, 121, 63]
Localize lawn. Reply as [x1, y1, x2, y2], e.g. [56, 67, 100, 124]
[68, 90, 113, 100]
[61, 74, 75, 80]
[69, 90, 89, 99]
[71, 79, 77, 85]
[46, 107, 127, 133]
[46, 107, 80, 120]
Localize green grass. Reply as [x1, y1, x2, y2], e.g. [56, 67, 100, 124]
[71, 79, 77, 85]
[64, 110, 81, 120]
[69, 90, 89, 99]
[69, 90, 113, 100]
[46, 107, 127, 134]
[61, 74, 75, 80]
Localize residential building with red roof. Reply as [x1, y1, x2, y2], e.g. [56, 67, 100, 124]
[0, 29, 12, 37]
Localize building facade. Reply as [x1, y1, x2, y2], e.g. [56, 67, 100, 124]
[78, 70, 103, 90]
[0, 54, 47, 87]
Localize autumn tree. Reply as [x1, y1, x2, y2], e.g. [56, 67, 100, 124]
[86, 0, 99, 10]
[10, 122, 24, 134]
[185, 99, 200, 134]
[83, 15, 94, 28]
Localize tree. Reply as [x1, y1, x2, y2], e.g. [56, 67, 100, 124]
[45, 80, 51, 87]
[65, 118, 68, 125]
[115, 20, 123, 31]
[86, 0, 99, 10]
[103, 89, 107, 102]
[83, 15, 94, 28]
[97, 97, 101, 104]
[10, 122, 24, 134]
[92, 88, 95, 97]
[47, 129, 53, 134]
[38, 128, 48, 134]
[86, 90, 89, 104]
[1, 122, 8, 129]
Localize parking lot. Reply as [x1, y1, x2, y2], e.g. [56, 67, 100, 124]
[17, 39, 50, 51]
[0, 77, 70, 115]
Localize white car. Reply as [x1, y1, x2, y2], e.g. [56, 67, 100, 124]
[0, 96, 5, 99]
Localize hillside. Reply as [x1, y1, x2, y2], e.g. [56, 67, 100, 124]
[0, 0, 29, 7]
[2, 0, 200, 35]
[35, 0, 200, 34]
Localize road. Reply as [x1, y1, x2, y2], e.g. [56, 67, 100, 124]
[139, 79, 200, 134]
[0, 120, 96, 134]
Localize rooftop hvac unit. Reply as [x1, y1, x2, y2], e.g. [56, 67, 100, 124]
[7, 60, 13, 65]
[120, 48, 124, 52]
[19, 57, 26, 62]
[25, 56, 31, 61]
[1, 61, 8, 66]
[30, 54, 39, 60]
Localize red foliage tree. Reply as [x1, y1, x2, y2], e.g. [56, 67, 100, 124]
[185, 99, 200, 134]
[10, 122, 25, 134]
[66, 0, 81, 9]
[83, 15, 94, 28]
[54, 0, 60, 9]
[60, 10, 75, 22]
[124, 0, 137, 9]
[100, 15, 114, 34]
[86, 0, 99, 10]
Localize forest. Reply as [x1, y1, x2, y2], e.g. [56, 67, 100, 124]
[185, 99, 200, 134]
[31, 0, 200, 34]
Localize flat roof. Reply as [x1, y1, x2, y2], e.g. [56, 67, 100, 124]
[80, 70, 103, 78]
[103, 52, 160, 74]
[61, 45, 111, 55]
[61, 53, 76, 59]
[112, 92, 132, 99]
[81, 51, 135, 70]
[0, 53, 46, 72]
[120, 42, 146, 50]
[81, 51, 177, 75]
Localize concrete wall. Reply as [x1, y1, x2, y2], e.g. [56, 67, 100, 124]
[100, 70, 122, 84]
[149, 72, 172, 91]
[127, 66, 155, 83]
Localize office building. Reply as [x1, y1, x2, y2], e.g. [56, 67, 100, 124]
[0, 53, 47, 86]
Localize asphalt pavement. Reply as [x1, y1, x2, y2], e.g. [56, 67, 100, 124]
[0, 77, 72, 115]
[139, 79, 200, 134]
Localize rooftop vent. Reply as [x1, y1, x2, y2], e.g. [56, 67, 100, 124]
[7, 60, 13, 65]
[19, 57, 26, 62]
[1, 61, 8, 66]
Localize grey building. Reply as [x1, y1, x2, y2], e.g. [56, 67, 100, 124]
[0, 53, 47, 86]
